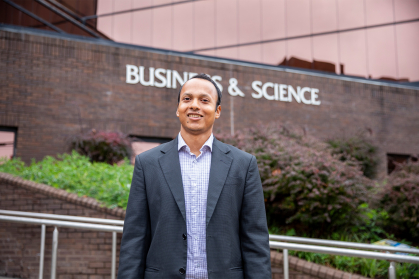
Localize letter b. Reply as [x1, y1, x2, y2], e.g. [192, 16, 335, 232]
[126, 65, 139, 84]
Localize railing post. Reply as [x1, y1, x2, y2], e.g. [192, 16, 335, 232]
[39, 224, 46, 279]
[388, 261, 396, 279]
[50, 226, 59, 279]
[111, 231, 117, 279]
[283, 249, 289, 279]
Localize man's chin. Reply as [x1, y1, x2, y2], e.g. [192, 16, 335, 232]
[182, 125, 211, 135]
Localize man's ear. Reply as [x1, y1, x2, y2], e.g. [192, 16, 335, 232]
[215, 105, 221, 119]
[176, 108, 179, 117]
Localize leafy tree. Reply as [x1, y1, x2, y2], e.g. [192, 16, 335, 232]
[380, 159, 419, 240]
[326, 135, 379, 179]
[217, 124, 374, 234]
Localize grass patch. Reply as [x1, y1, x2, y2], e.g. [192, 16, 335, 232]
[0, 151, 133, 209]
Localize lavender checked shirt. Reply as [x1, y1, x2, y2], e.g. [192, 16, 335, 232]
[178, 133, 213, 279]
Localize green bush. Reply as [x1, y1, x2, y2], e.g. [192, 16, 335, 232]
[70, 130, 132, 165]
[0, 151, 133, 209]
[218, 124, 374, 234]
[326, 135, 379, 179]
[270, 204, 419, 278]
[288, 250, 419, 278]
[380, 160, 419, 240]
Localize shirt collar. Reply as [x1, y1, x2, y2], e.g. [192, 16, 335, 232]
[178, 132, 214, 153]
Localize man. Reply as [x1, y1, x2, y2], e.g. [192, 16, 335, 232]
[118, 74, 271, 279]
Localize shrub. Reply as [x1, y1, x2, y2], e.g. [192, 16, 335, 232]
[326, 135, 379, 179]
[379, 160, 419, 239]
[218, 124, 374, 234]
[70, 129, 132, 165]
[0, 151, 133, 209]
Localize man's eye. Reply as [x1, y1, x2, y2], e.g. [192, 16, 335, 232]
[202, 99, 209, 102]
[184, 97, 190, 101]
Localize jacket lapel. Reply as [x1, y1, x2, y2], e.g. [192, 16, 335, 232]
[158, 137, 186, 222]
[206, 138, 233, 226]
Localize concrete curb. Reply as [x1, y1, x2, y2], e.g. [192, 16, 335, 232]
[271, 250, 369, 279]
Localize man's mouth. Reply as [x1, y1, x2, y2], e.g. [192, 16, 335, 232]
[187, 114, 203, 118]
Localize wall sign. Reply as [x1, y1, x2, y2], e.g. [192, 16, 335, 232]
[126, 65, 321, 106]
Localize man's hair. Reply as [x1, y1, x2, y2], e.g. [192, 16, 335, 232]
[177, 73, 222, 110]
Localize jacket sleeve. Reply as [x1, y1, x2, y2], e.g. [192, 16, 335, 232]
[240, 155, 272, 279]
[117, 155, 151, 279]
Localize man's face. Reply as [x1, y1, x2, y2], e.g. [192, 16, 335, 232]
[176, 78, 221, 136]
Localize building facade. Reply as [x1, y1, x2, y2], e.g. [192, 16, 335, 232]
[95, 0, 419, 84]
[1, 25, 418, 176]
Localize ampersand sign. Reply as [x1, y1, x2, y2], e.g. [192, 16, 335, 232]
[228, 78, 245, 97]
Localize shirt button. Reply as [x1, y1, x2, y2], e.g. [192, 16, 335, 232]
[179, 267, 186, 274]
[182, 233, 187, 240]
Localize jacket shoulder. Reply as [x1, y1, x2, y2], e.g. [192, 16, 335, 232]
[215, 139, 254, 160]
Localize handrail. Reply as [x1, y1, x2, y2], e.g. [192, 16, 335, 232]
[0, 214, 123, 233]
[0, 213, 122, 279]
[2, 210, 418, 279]
[0, 209, 124, 226]
[269, 241, 419, 264]
[4, 210, 414, 255]
[270, 234, 419, 255]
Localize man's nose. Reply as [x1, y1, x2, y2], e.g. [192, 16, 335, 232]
[190, 98, 200, 109]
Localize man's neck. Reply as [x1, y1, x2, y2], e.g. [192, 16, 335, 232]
[180, 127, 213, 157]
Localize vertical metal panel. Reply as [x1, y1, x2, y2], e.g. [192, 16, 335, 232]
[39, 224, 46, 279]
[283, 248, 289, 279]
[50, 226, 59, 279]
[388, 261, 396, 279]
[111, 231, 117, 279]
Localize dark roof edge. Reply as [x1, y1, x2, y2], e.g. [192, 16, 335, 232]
[1, 24, 418, 91]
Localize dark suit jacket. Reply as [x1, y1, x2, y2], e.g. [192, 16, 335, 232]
[118, 137, 271, 279]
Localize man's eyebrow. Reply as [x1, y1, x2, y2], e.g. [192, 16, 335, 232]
[181, 92, 214, 99]
[198, 93, 213, 99]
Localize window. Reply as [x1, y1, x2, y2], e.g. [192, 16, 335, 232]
[387, 153, 418, 174]
[0, 127, 18, 162]
[129, 136, 172, 164]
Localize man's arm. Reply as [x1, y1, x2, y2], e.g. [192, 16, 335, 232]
[240, 155, 272, 278]
[117, 155, 151, 279]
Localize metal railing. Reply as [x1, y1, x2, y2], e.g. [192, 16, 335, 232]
[0, 210, 123, 279]
[1, 210, 419, 279]
[269, 235, 419, 279]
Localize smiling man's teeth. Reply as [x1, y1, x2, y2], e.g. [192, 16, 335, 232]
[189, 114, 202, 117]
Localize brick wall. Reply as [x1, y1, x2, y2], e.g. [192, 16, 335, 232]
[0, 172, 124, 279]
[1, 27, 419, 177]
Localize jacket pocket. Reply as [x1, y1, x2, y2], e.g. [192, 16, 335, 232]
[229, 266, 243, 271]
[225, 176, 244, 186]
[145, 266, 160, 273]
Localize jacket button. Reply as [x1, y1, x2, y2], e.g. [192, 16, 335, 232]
[179, 267, 186, 274]
[182, 233, 187, 240]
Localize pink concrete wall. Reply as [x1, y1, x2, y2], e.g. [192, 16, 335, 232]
[96, 0, 419, 82]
